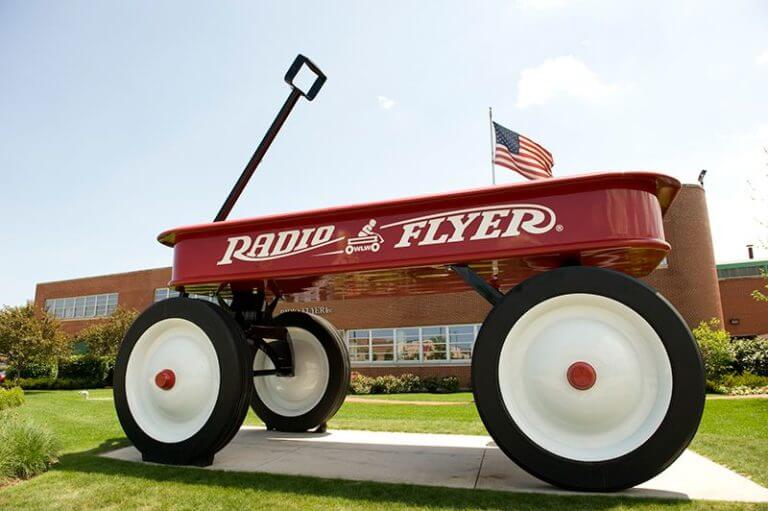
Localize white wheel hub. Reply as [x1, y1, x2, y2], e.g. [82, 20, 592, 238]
[125, 318, 220, 443]
[254, 327, 329, 417]
[498, 293, 673, 462]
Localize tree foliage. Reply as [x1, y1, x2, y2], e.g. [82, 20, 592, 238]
[692, 318, 734, 381]
[75, 308, 138, 357]
[752, 269, 768, 302]
[0, 304, 70, 375]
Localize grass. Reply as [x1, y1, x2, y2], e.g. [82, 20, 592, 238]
[690, 398, 768, 488]
[0, 389, 766, 510]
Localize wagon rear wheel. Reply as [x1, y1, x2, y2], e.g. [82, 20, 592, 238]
[114, 298, 251, 466]
[472, 267, 705, 491]
[251, 312, 349, 432]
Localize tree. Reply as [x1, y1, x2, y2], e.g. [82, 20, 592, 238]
[0, 304, 70, 375]
[76, 308, 138, 357]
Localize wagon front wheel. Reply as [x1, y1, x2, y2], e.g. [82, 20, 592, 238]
[113, 298, 252, 466]
[251, 312, 350, 432]
[472, 267, 705, 491]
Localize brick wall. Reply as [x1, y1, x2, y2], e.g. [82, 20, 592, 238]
[719, 277, 768, 336]
[34, 267, 171, 336]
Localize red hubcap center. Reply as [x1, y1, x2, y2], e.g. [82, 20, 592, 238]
[154, 369, 176, 390]
[567, 361, 596, 390]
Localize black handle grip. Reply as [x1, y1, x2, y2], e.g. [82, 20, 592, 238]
[284, 54, 326, 101]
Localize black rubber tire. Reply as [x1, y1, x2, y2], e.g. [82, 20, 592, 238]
[114, 298, 252, 466]
[250, 312, 350, 432]
[472, 267, 705, 491]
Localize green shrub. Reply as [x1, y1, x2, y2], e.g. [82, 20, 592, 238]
[371, 375, 403, 394]
[349, 372, 373, 394]
[438, 376, 460, 393]
[422, 376, 440, 393]
[7, 361, 58, 380]
[706, 380, 726, 394]
[720, 372, 768, 388]
[398, 373, 423, 393]
[693, 319, 734, 381]
[0, 387, 24, 411]
[347, 372, 461, 394]
[0, 413, 60, 480]
[732, 337, 768, 376]
[726, 385, 768, 396]
[7, 377, 101, 390]
[58, 355, 114, 385]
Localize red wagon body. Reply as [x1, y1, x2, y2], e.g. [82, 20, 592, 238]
[114, 56, 704, 493]
[160, 171, 678, 300]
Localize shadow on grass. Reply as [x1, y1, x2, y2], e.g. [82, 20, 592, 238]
[46, 438, 697, 511]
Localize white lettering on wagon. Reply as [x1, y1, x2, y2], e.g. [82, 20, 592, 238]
[216, 225, 342, 265]
[382, 204, 557, 249]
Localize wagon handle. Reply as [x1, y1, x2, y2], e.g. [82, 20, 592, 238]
[214, 54, 327, 222]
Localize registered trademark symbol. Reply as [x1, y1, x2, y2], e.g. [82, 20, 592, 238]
[556, 224, 564, 232]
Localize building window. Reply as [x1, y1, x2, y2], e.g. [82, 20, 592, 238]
[153, 288, 217, 303]
[347, 330, 371, 362]
[396, 328, 421, 362]
[45, 293, 118, 320]
[347, 323, 480, 365]
[448, 325, 474, 360]
[371, 329, 395, 361]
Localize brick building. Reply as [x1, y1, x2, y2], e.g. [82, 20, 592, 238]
[717, 260, 768, 338]
[34, 184, 767, 386]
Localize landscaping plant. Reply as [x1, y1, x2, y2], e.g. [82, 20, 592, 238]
[0, 413, 60, 480]
[0, 304, 70, 379]
[0, 387, 24, 411]
[692, 319, 734, 382]
[732, 336, 768, 376]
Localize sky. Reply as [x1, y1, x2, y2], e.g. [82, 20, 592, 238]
[1, 0, 767, 306]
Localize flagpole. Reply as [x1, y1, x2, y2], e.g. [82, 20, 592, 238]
[489, 107, 496, 185]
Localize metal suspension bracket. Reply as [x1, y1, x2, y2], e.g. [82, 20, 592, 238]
[449, 264, 504, 306]
[248, 325, 295, 377]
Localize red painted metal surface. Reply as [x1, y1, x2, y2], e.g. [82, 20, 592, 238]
[159, 172, 679, 300]
[567, 361, 597, 391]
[154, 369, 176, 391]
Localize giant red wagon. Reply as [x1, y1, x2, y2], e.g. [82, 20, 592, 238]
[113, 56, 705, 492]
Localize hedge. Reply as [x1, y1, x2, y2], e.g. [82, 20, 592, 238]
[6, 361, 58, 380]
[0, 387, 25, 411]
[349, 372, 462, 394]
[4, 377, 103, 390]
[732, 337, 768, 376]
[3, 355, 116, 390]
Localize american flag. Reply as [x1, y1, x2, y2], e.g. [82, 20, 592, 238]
[493, 122, 554, 180]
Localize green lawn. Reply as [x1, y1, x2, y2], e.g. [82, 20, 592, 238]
[0, 390, 766, 510]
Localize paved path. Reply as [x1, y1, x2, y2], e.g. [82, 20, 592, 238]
[104, 427, 768, 502]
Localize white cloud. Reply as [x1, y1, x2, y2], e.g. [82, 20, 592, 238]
[377, 96, 396, 110]
[756, 49, 768, 66]
[516, 56, 623, 108]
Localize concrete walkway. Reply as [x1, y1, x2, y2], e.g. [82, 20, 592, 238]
[104, 427, 768, 503]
